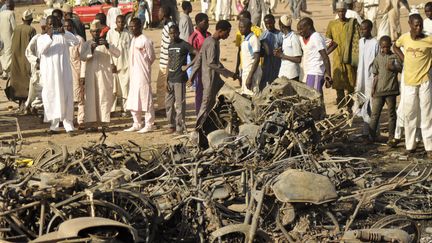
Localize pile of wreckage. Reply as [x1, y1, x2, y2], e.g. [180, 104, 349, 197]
[0, 78, 431, 242]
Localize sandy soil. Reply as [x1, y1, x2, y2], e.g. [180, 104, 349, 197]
[0, 0, 426, 158]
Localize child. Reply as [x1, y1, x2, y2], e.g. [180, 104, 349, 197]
[188, 13, 211, 114]
[369, 35, 401, 146]
[273, 14, 302, 81]
[355, 19, 378, 137]
[179, 1, 193, 42]
[424, 2, 432, 35]
[165, 25, 196, 134]
[239, 18, 262, 95]
[155, 6, 175, 113]
[260, 14, 283, 88]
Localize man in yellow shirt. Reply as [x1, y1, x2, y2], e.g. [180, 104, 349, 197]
[394, 13, 432, 157]
[235, 11, 262, 84]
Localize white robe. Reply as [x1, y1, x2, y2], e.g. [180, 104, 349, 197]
[107, 28, 132, 108]
[37, 32, 79, 123]
[106, 7, 122, 30]
[25, 34, 43, 109]
[354, 37, 378, 123]
[0, 10, 15, 72]
[125, 34, 155, 111]
[81, 40, 120, 123]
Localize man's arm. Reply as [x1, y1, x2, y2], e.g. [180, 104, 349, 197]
[246, 52, 260, 89]
[207, 43, 235, 78]
[392, 45, 404, 62]
[319, 49, 332, 82]
[326, 40, 338, 55]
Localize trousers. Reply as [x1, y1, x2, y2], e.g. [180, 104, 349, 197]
[403, 80, 432, 151]
[165, 82, 186, 131]
[369, 95, 397, 139]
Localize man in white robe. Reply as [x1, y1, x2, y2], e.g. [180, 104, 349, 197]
[354, 19, 378, 136]
[64, 19, 86, 127]
[37, 15, 79, 134]
[124, 18, 156, 133]
[81, 20, 120, 130]
[106, 0, 122, 29]
[0, 0, 15, 79]
[107, 14, 131, 114]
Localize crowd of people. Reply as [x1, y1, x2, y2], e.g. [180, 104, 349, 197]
[1, 0, 432, 154]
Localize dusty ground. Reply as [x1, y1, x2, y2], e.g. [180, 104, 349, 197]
[0, 0, 426, 160]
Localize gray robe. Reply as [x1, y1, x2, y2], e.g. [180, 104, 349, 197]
[191, 37, 234, 130]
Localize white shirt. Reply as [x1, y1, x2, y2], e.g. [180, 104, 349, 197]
[424, 18, 432, 36]
[278, 31, 302, 79]
[241, 32, 260, 74]
[300, 32, 327, 76]
[335, 9, 363, 24]
[106, 7, 122, 30]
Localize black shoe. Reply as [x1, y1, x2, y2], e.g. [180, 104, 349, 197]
[67, 131, 77, 137]
[387, 138, 399, 148]
[47, 130, 60, 135]
[155, 109, 166, 116]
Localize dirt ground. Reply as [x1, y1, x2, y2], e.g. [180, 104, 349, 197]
[0, 0, 427, 159]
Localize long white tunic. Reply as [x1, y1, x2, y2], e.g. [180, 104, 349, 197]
[81, 40, 120, 123]
[0, 10, 15, 72]
[106, 7, 122, 30]
[37, 32, 79, 122]
[354, 37, 378, 123]
[125, 34, 155, 111]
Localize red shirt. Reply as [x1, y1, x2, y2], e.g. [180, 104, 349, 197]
[188, 28, 211, 50]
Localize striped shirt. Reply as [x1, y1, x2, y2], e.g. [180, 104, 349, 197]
[159, 20, 175, 69]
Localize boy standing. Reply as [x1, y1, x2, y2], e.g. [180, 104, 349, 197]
[155, 6, 175, 113]
[165, 25, 196, 134]
[260, 14, 283, 87]
[273, 14, 302, 81]
[107, 15, 132, 115]
[355, 19, 378, 136]
[239, 18, 261, 95]
[189, 13, 211, 114]
[369, 35, 401, 146]
[179, 1, 193, 42]
[124, 18, 156, 133]
[297, 17, 333, 94]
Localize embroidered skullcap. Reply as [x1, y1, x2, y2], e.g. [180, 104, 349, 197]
[22, 9, 33, 21]
[280, 15, 292, 26]
[90, 19, 101, 30]
[336, 1, 347, 9]
[61, 3, 72, 13]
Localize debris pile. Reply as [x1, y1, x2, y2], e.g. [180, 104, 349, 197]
[0, 79, 430, 242]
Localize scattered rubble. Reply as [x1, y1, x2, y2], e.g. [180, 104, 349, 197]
[0, 78, 431, 242]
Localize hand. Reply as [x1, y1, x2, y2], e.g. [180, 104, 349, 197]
[246, 76, 253, 90]
[98, 38, 109, 48]
[166, 83, 172, 92]
[273, 48, 283, 58]
[181, 65, 188, 72]
[186, 79, 193, 88]
[79, 77, 85, 85]
[91, 42, 98, 52]
[324, 73, 332, 88]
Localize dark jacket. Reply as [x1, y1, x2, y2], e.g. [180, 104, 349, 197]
[371, 53, 401, 97]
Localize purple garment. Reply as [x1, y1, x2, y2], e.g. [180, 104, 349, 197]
[306, 74, 324, 94]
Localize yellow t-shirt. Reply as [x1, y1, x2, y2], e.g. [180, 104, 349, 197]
[235, 25, 262, 47]
[395, 33, 432, 86]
